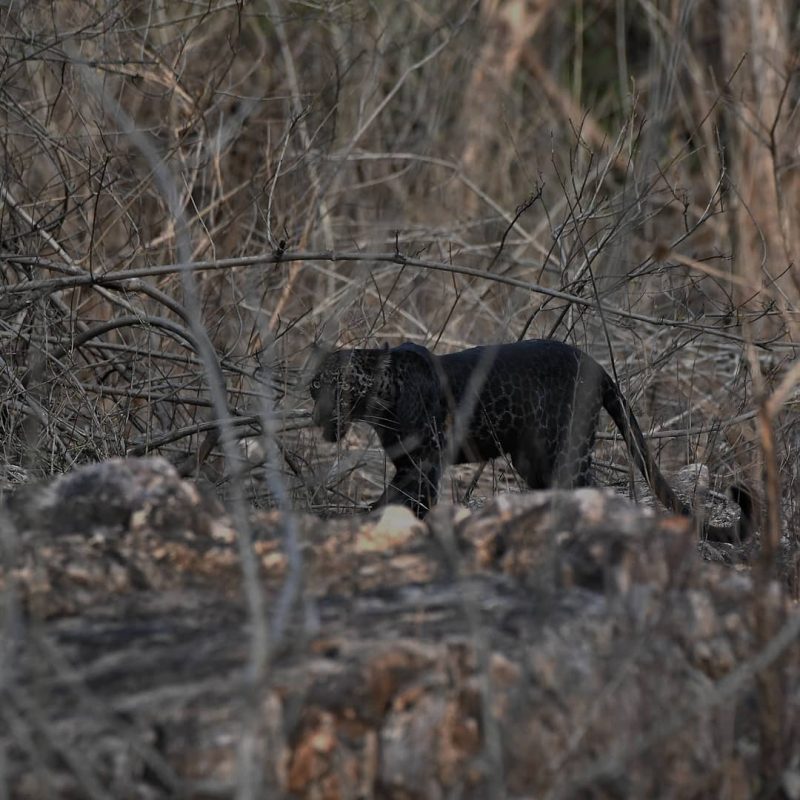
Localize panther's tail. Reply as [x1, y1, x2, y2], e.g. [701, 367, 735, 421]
[600, 372, 690, 517]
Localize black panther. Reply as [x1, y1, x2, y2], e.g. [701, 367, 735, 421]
[309, 339, 690, 519]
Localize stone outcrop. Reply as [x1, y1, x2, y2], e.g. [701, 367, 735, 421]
[1, 458, 798, 798]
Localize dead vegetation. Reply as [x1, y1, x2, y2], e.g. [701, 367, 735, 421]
[1, 0, 799, 796]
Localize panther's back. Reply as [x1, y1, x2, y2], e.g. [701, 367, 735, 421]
[437, 340, 605, 470]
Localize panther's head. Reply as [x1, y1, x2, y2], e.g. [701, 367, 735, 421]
[309, 349, 384, 442]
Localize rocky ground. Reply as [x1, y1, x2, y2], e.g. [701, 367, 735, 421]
[1, 458, 798, 799]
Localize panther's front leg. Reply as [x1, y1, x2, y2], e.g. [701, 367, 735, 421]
[369, 452, 441, 518]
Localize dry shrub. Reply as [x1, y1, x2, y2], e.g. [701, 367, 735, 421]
[0, 1, 797, 520]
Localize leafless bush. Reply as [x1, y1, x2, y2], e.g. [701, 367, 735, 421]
[1, 2, 797, 511]
[1, 0, 798, 793]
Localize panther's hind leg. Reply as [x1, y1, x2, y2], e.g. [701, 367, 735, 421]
[512, 424, 596, 491]
[553, 445, 594, 489]
[552, 401, 601, 489]
[510, 435, 556, 490]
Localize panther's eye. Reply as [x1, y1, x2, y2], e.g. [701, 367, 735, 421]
[311, 378, 321, 391]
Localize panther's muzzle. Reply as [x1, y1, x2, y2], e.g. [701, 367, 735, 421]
[312, 400, 350, 442]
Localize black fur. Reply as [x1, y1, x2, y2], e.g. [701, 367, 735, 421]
[310, 339, 689, 518]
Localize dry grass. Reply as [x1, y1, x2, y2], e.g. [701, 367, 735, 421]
[1, 1, 798, 530]
[2, 2, 797, 515]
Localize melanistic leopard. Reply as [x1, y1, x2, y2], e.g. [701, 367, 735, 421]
[310, 339, 688, 519]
